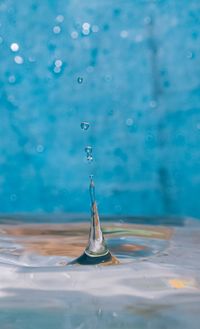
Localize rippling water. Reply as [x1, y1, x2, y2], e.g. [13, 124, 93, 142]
[0, 215, 200, 329]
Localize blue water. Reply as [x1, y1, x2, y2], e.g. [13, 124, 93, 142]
[0, 0, 200, 217]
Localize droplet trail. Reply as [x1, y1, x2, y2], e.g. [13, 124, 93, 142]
[85, 146, 93, 163]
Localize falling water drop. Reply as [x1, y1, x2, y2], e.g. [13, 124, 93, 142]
[80, 121, 90, 130]
[77, 77, 83, 84]
[85, 146, 93, 163]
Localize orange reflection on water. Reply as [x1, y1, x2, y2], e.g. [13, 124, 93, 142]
[1, 222, 173, 258]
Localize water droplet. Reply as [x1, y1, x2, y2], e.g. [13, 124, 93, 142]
[10, 42, 19, 52]
[14, 56, 24, 64]
[56, 15, 64, 23]
[82, 22, 90, 30]
[82, 22, 91, 35]
[91, 25, 99, 33]
[120, 30, 128, 38]
[80, 122, 90, 130]
[104, 74, 112, 82]
[197, 123, 200, 130]
[71, 31, 78, 39]
[53, 25, 61, 34]
[53, 66, 61, 74]
[55, 59, 62, 67]
[87, 156, 93, 162]
[144, 16, 152, 25]
[8, 75, 16, 84]
[10, 194, 17, 202]
[28, 56, 36, 63]
[149, 100, 157, 108]
[36, 144, 44, 153]
[85, 146, 92, 152]
[85, 146, 93, 162]
[77, 77, 83, 84]
[186, 50, 194, 59]
[126, 118, 134, 126]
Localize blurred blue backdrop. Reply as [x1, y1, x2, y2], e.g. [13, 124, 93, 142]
[0, 0, 200, 217]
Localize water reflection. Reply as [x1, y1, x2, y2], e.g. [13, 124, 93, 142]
[0, 222, 172, 265]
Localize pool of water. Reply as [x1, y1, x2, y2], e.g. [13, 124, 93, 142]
[0, 215, 200, 329]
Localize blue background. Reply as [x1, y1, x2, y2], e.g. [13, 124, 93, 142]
[0, 0, 200, 218]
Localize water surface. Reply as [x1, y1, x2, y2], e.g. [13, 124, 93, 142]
[0, 215, 199, 329]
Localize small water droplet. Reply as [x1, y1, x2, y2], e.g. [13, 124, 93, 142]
[71, 31, 78, 39]
[8, 75, 16, 84]
[149, 100, 157, 108]
[80, 122, 90, 130]
[82, 22, 90, 30]
[28, 56, 36, 63]
[144, 16, 152, 25]
[92, 25, 99, 33]
[126, 118, 134, 126]
[10, 42, 19, 52]
[85, 146, 93, 162]
[54, 66, 61, 74]
[14, 56, 23, 64]
[120, 30, 128, 38]
[36, 144, 44, 153]
[104, 74, 112, 82]
[10, 194, 17, 202]
[82, 22, 91, 35]
[53, 25, 61, 34]
[55, 59, 62, 67]
[56, 15, 64, 23]
[186, 50, 194, 59]
[77, 77, 83, 84]
[87, 155, 93, 162]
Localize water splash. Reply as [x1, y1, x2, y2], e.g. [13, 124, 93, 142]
[69, 175, 117, 265]
[69, 122, 118, 265]
[84, 175, 109, 257]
